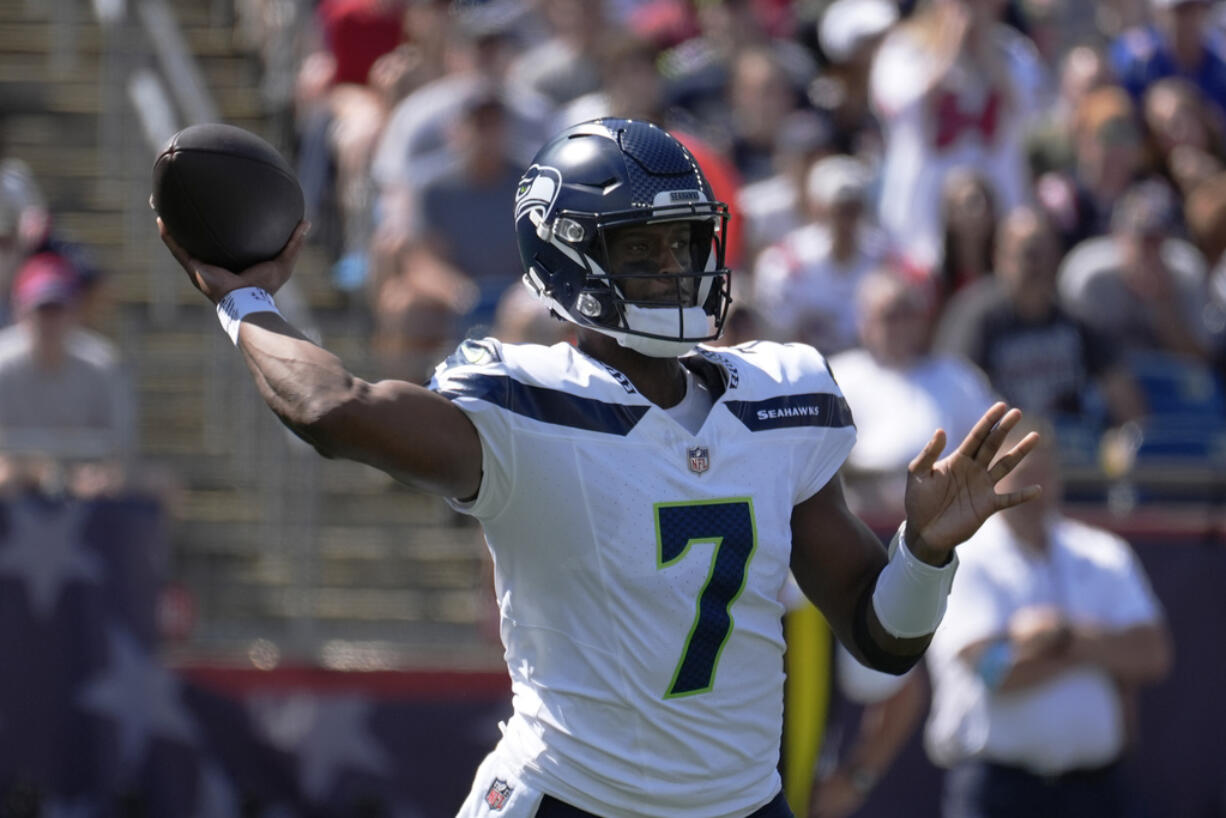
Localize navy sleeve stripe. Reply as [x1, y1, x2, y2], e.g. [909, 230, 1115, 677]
[724, 393, 855, 432]
[435, 373, 650, 436]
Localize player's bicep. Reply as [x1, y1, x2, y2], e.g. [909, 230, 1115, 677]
[316, 377, 483, 499]
[789, 474, 888, 649]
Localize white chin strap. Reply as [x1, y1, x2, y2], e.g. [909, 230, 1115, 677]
[611, 304, 712, 357]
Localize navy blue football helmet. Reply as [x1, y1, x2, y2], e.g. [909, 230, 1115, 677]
[513, 119, 732, 357]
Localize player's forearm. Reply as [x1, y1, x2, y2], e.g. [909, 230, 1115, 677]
[1066, 622, 1172, 684]
[236, 312, 358, 450]
[960, 636, 1074, 693]
[995, 652, 1076, 692]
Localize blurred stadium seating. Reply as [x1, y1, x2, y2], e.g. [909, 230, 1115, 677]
[0, 0, 495, 670]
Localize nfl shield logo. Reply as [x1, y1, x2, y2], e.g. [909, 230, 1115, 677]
[485, 778, 513, 810]
[687, 446, 710, 474]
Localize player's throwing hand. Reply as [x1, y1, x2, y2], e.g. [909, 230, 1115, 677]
[158, 217, 310, 305]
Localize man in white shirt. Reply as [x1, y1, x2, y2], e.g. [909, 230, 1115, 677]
[925, 417, 1172, 818]
[831, 270, 997, 512]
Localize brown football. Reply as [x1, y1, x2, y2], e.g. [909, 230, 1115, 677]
[151, 123, 304, 271]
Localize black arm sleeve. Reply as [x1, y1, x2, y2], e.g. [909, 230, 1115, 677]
[850, 578, 929, 676]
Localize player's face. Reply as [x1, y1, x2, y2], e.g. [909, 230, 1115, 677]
[604, 221, 698, 306]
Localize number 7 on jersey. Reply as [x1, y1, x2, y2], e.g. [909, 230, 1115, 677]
[654, 498, 758, 698]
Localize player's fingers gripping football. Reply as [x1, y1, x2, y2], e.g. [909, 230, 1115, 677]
[158, 217, 237, 301]
[237, 219, 310, 295]
[159, 218, 308, 303]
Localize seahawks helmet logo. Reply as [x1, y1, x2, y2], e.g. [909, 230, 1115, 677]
[514, 164, 563, 227]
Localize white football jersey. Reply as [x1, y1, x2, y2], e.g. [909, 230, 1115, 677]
[432, 339, 856, 818]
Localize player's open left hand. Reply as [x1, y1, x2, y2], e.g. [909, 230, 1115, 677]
[902, 403, 1041, 564]
[157, 218, 310, 305]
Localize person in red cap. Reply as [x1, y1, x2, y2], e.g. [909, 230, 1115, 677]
[0, 251, 134, 492]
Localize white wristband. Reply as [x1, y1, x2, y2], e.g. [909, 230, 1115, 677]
[871, 522, 959, 639]
[216, 287, 282, 345]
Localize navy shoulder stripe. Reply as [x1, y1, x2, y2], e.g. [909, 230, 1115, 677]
[724, 393, 855, 432]
[435, 373, 649, 436]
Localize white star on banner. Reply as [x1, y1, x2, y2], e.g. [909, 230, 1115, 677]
[0, 499, 101, 619]
[248, 693, 390, 802]
[77, 627, 198, 773]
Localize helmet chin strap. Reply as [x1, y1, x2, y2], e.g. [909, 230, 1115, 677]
[610, 304, 712, 358]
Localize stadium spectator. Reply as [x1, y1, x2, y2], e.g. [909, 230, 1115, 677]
[936, 206, 1146, 428]
[1028, 44, 1116, 180]
[506, 0, 606, 108]
[0, 252, 135, 493]
[869, 0, 1046, 276]
[723, 46, 811, 184]
[924, 416, 1172, 818]
[812, 0, 898, 158]
[753, 154, 891, 352]
[736, 109, 835, 264]
[935, 167, 999, 303]
[1141, 77, 1226, 196]
[159, 118, 1040, 818]
[404, 93, 523, 324]
[553, 33, 671, 130]
[293, 0, 408, 273]
[0, 158, 50, 327]
[662, 0, 815, 133]
[369, 11, 551, 214]
[370, 93, 520, 381]
[1058, 178, 1212, 361]
[316, 0, 406, 88]
[1182, 170, 1226, 374]
[1111, 0, 1226, 118]
[1035, 84, 1151, 251]
[831, 269, 997, 514]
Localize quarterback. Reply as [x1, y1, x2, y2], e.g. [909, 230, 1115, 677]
[159, 119, 1039, 818]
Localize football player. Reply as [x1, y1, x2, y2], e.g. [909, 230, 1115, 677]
[159, 119, 1040, 818]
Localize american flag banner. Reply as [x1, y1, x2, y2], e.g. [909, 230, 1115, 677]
[0, 494, 510, 818]
[9, 494, 1220, 818]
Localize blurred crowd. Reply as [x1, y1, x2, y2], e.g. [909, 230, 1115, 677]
[0, 158, 136, 499]
[5, 0, 1226, 501]
[239, 0, 1226, 509]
